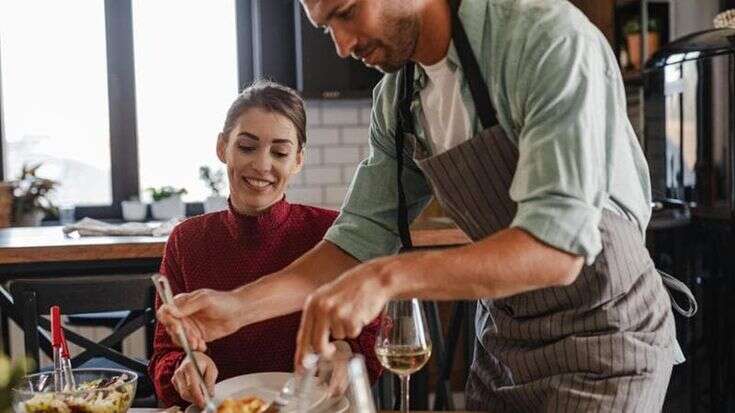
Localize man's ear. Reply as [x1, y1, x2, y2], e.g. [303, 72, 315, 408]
[216, 133, 227, 163]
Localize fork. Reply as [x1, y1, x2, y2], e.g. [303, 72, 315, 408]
[263, 353, 319, 413]
[151, 274, 217, 413]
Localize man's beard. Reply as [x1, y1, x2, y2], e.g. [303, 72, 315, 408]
[364, 14, 419, 73]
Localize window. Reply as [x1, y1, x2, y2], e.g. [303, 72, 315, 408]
[0, 1, 112, 206]
[0, 0, 253, 218]
[132, 0, 237, 202]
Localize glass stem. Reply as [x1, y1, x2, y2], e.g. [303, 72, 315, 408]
[400, 374, 410, 413]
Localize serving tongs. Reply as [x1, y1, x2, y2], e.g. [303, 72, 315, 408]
[50, 306, 76, 392]
[151, 274, 217, 413]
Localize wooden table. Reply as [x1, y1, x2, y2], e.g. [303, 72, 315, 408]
[0, 222, 469, 269]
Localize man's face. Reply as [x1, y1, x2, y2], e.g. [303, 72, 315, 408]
[301, 0, 420, 73]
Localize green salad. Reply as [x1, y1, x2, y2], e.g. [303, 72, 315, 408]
[19, 375, 133, 413]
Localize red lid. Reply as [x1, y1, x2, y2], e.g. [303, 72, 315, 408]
[50, 306, 61, 348]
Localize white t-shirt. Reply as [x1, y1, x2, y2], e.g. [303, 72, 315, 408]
[418, 55, 473, 155]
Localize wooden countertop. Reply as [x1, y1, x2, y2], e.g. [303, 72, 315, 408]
[0, 220, 470, 265]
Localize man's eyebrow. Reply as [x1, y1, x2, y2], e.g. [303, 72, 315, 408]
[313, 2, 340, 28]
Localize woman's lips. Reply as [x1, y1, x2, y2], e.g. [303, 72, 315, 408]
[242, 177, 274, 192]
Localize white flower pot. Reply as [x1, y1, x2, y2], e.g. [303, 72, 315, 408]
[203, 195, 227, 213]
[121, 200, 148, 222]
[16, 210, 45, 227]
[151, 196, 186, 221]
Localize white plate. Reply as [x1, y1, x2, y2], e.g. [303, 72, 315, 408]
[184, 372, 329, 413]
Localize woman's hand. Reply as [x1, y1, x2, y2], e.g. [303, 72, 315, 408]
[172, 352, 218, 408]
[157, 288, 248, 351]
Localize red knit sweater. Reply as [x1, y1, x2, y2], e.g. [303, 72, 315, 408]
[149, 198, 382, 407]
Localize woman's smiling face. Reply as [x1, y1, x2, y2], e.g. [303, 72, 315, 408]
[217, 107, 304, 216]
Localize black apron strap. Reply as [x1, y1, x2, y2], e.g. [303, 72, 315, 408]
[396, 63, 415, 250]
[394, 0, 498, 250]
[449, 0, 497, 128]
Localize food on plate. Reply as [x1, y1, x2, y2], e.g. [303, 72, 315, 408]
[215, 397, 268, 413]
[19, 374, 134, 413]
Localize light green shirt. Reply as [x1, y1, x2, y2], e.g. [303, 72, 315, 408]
[324, 0, 652, 265]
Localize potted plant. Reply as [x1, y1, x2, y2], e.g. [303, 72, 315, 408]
[146, 186, 187, 221]
[623, 18, 661, 70]
[0, 354, 28, 413]
[199, 166, 227, 213]
[121, 195, 148, 222]
[10, 163, 59, 227]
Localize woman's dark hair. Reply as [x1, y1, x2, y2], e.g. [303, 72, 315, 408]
[221, 79, 307, 150]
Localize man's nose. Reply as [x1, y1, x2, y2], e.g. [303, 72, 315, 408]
[330, 26, 358, 59]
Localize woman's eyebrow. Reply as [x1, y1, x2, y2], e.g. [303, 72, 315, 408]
[237, 131, 260, 141]
[237, 132, 294, 145]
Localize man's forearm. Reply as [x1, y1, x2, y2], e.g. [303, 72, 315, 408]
[233, 240, 361, 326]
[387, 227, 584, 301]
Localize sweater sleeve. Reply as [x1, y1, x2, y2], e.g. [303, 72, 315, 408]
[148, 230, 188, 407]
[344, 316, 383, 384]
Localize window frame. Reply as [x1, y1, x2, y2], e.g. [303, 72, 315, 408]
[0, 0, 254, 220]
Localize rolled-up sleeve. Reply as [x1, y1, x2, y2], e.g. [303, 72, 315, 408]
[324, 79, 433, 262]
[510, 33, 613, 264]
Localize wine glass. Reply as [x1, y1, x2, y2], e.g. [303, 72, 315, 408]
[374, 299, 432, 413]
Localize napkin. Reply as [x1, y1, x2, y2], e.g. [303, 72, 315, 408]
[62, 217, 179, 237]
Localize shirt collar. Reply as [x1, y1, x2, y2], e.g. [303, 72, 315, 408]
[412, 0, 488, 93]
[224, 196, 292, 239]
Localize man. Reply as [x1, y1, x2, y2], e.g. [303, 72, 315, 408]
[160, 0, 689, 410]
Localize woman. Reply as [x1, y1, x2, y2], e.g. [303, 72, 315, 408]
[148, 80, 381, 407]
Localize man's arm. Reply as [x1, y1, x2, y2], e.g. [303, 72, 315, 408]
[386, 227, 583, 300]
[294, 227, 583, 363]
[230, 240, 360, 326]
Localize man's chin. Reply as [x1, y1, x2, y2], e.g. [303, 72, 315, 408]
[370, 60, 408, 74]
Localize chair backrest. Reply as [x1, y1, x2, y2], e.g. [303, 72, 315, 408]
[8, 273, 155, 375]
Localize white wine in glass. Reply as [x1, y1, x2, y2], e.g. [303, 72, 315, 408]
[375, 299, 432, 413]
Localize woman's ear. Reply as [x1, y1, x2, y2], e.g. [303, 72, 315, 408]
[216, 133, 227, 163]
[291, 148, 305, 175]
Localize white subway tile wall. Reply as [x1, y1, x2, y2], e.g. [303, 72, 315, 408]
[288, 99, 372, 209]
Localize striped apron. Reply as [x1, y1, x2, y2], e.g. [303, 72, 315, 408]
[391, 1, 686, 411]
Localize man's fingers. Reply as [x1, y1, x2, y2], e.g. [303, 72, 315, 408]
[311, 304, 335, 358]
[330, 309, 347, 340]
[327, 364, 349, 397]
[174, 290, 209, 316]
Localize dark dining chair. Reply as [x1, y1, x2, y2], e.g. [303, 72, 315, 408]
[8, 273, 157, 406]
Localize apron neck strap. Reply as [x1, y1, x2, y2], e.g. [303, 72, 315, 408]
[393, 0, 498, 250]
[395, 64, 415, 250]
[449, 0, 497, 129]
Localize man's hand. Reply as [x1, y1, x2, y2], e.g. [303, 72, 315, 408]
[157, 288, 247, 352]
[295, 257, 394, 368]
[172, 352, 218, 408]
[323, 340, 353, 397]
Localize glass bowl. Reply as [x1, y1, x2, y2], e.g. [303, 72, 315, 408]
[12, 368, 138, 413]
